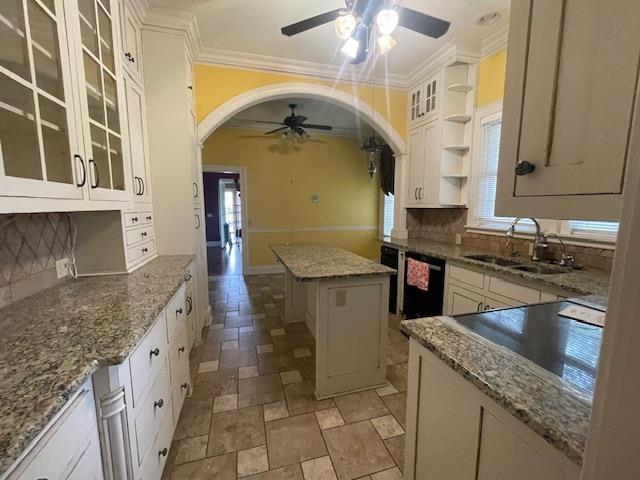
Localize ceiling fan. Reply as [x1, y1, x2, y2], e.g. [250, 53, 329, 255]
[259, 104, 333, 138]
[281, 0, 451, 64]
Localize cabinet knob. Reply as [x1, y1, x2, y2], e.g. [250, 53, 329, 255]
[150, 347, 160, 357]
[154, 398, 164, 409]
[132, 217, 139, 222]
[178, 346, 185, 353]
[177, 308, 183, 315]
[142, 248, 148, 253]
[159, 447, 168, 457]
[141, 232, 147, 237]
[181, 382, 189, 390]
[146, 215, 152, 221]
[515, 160, 536, 176]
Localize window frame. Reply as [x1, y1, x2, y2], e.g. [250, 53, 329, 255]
[379, 191, 394, 238]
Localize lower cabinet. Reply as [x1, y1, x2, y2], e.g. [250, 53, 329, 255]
[405, 339, 580, 480]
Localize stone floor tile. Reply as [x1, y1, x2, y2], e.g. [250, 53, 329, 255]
[295, 357, 316, 381]
[370, 467, 403, 480]
[284, 380, 335, 416]
[381, 393, 407, 429]
[322, 421, 395, 480]
[334, 390, 389, 424]
[238, 365, 260, 379]
[240, 330, 274, 348]
[315, 408, 345, 430]
[210, 323, 224, 331]
[226, 315, 254, 329]
[173, 397, 213, 440]
[237, 445, 270, 478]
[258, 350, 298, 375]
[254, 317, 285, 332]
[239, 326, 255, 334]
[238, 373, 284, 408]
[280, 370, 303, 385]
[370, 415, 404, 440]
[170, 435, 208, 466]
[220, 347, 258, 369]
[213, 393, 238, 413]
[198, 360, 219, 373]
[168, 452, 236, 480]
[301, 455, 338, 480]
[200, 343, 221, 361]
[222, 340, 239, 350]
[383, 435, 405, 473]
[265, 413, 328, 469]
[263, 400, 289, 422]
[208, 405, 265, 456]
[293, 347, 312, 358]
[386, 364, 408, 393]
[257, 343, 275, 354]
[191, 368, 238, 400]
[387, 341, 408, 366]
[270, 328, 286, 336]
[243, 463, 303, 479]
[375, 384, 398, 397]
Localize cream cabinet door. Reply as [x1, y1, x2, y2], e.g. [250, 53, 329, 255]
[497, 0, 640, 220]
[446, 284, 484, 315]
[124, 75, 151, 202]
[121, 2, 143, 83]
[421, 120, 440, 205]
[406, 127, 425, 204]
[408, 83, 425, 127]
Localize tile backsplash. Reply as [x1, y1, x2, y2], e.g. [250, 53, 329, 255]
[407, 208, 615, 273]
[0, 213, 73, 308]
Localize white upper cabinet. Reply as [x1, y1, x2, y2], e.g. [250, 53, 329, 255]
[0, 0, 86, 200]
[120, 1, 143, 84]
[124, 75, 151, 202]
[496, 0, 640, 220]
[408, 75, 438, 128]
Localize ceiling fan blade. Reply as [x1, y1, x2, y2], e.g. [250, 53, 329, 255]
[294, 127, 308, 137]
[265, 126, 289, 135]
[281, 9, 343, 36]
[301, 124, 333, 131]
[398, 7, 451, 38]
[253, 120, 287, 126]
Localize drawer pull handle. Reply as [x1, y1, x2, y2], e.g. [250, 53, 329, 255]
[150, 347, 160, 357]
[176, 308, 183, 315]
[185, 273, 192, 281]
[141, 232, 147, 237]
[146, 216, 152, 221]
[154, 398, 164, 409]
[142, 248, 148, 253]
[178, 346, 185, 353]
[181, 382, 189, 390]
[159, 447, 168, 457]
[132, 217, 139, 222]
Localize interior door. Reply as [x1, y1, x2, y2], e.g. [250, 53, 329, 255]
[124, 75, 150, 202]
[407, 127, 425, 203]
[0, 0, 85, 200]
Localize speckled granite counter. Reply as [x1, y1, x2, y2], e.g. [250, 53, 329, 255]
[401, 307, 598, 466]
[0, 255, 194, 475]
[271, 243, 395, 281]
[381, 237, 610, 297]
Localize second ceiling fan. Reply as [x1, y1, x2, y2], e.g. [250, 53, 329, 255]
[281, 0, 451, 64]
[259, 104, 333, 138]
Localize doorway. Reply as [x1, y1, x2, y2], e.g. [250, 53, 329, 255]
[202, 166, 248, 277]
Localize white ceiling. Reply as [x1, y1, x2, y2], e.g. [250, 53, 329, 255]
[146, 0, 510, 77]
[225, 98, 371, 137]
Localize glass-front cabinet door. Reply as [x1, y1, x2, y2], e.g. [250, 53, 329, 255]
[0, 0, 85, 199]
[73, 0, 129, 201]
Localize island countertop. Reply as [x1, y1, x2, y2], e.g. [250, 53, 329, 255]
[401, 301, 602, 466]
[271, 243, 395, 281]
[0, 255, 194, 476]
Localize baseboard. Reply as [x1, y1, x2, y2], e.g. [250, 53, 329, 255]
[206, 241, 221, 247]
[247, 264, 285, 275]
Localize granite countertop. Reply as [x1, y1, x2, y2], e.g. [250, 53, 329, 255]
[271, 243, 395, 281]
[381, 237, 610, 298]
[401, 313, 594, 466]
[0, 255, 194, 475]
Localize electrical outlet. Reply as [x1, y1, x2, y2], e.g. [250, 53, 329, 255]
[56, 257, 71, 279]
[455, 234, 462, 245]
[528, 243, 534, 256]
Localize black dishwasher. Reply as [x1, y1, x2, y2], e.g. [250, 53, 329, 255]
[403, 252, 446, 319]
[380, 246, 398, 313]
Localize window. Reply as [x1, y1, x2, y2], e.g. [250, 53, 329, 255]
[568, 221, 619, 240]
[382, 193, 394, 237]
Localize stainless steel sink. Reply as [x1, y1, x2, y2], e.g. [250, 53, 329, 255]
[464, 254, 520, 267]
[509, 264, 569, 275]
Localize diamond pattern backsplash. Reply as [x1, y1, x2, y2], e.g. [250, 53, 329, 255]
[0, 213, 73, 305]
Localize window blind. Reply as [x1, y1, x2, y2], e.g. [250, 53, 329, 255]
[383, 193, 394, 237]
[570, 221, 618, 238]
[476, 118, 502, 222]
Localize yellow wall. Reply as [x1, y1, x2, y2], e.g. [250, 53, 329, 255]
[202, 128, 381, 267]
[195, 65, 407, 140]
[476, 49, 507, 107]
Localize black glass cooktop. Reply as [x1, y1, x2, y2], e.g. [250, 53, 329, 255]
[453, 301, 603, 399]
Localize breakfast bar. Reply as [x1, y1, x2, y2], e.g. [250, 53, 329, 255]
[271, 243, 396, 399]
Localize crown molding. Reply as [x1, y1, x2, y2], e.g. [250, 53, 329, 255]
[137, 5, 203, 57]
[405, 39, 481, 87]
[197, 47, 409, 89]
[481, 25, 509, 59]
[223, 119, 361, 138]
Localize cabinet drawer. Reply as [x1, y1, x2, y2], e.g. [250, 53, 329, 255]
[127, 239, 156, 266]
[169, 325, 191, 425]
[13, 387, 97, 480]
[124, 212, 143, 228]
[125, 226, 154, 246]
[141, 211, 153, 225]
[449, 265, 485, 290]
[488, 276, 540, 304]
[138, 401, 174, 480]
[129, 312, 168, 406]
[166, 284, 187, 343]
[134, 359, 171, 465]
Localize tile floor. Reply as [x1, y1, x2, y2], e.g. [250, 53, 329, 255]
[163, 273, 409, 480]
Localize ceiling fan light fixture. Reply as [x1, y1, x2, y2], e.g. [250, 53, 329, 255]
[334, 12, 357, 40]
[377, 34, 397, 55]
[341, 37, 360, 59]
[375, 9, 399, 35]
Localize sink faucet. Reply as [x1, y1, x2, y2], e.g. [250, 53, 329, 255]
[505, 217, 548, 261]
[546, 232, 575, 268]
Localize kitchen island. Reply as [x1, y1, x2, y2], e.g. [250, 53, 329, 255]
[271, 243, 395, 399]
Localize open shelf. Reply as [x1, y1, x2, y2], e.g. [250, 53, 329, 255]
[446, 83, 474, 93]
[441, 174, 468, 179]
[443, 145, 470, 152]
[445, 114, 471, 124]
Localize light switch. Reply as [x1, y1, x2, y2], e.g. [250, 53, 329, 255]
[311, 194, 319, 204]
[336, 290, 347, 307]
